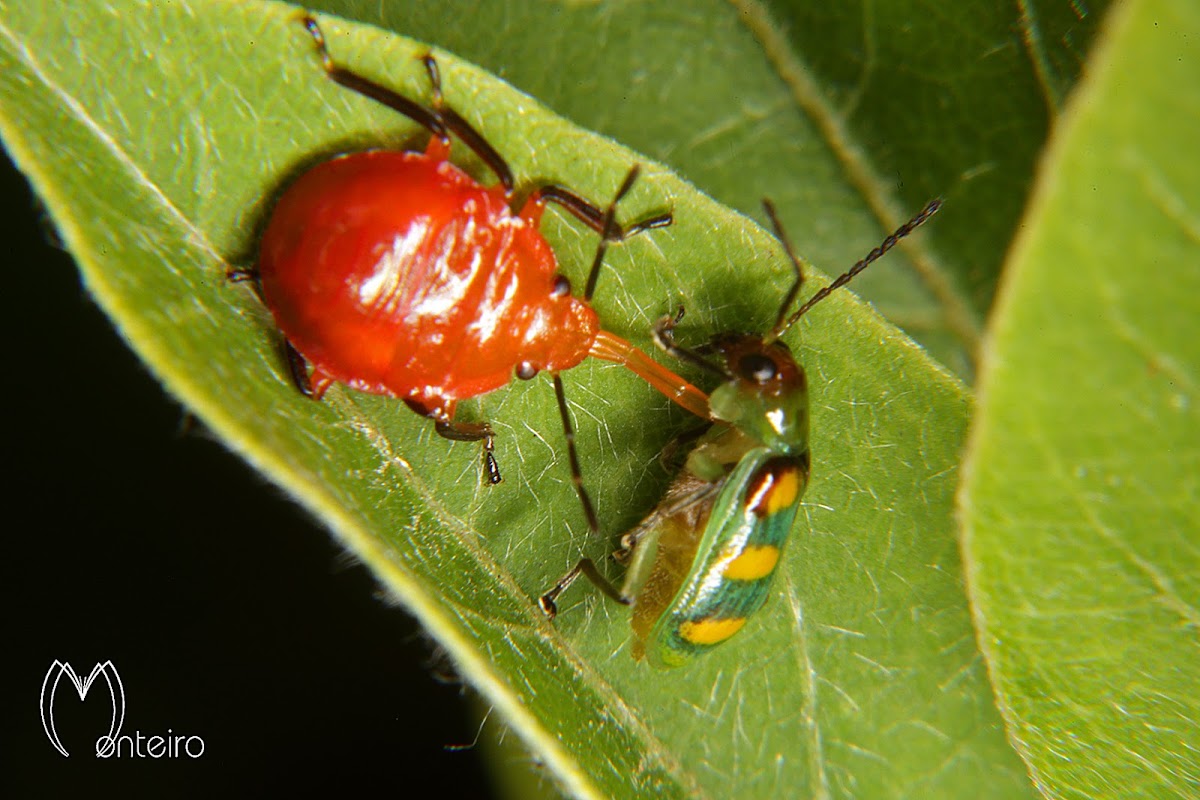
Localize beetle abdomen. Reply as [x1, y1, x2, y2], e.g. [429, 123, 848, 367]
[646, 452, 807, 667]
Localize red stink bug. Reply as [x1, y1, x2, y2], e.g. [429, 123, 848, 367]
[237, 16, 707, 530]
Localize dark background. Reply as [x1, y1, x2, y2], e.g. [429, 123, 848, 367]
[1, 151, 500, 795]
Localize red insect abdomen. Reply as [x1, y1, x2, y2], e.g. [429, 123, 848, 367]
[259, 149, 598, 413]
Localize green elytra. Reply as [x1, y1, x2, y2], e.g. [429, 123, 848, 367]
[541, 199, 942, 667]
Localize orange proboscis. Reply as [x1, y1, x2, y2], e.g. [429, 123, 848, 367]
[589, 330, 710, 420]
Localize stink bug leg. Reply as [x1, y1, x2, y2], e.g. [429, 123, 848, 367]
[540, 558, 629, 619]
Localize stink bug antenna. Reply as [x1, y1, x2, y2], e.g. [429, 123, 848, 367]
[419, 53, 515, 194]
[301, 14, 515, 193]
[763, 199, 804, 337]
[767, 198, 943, 341]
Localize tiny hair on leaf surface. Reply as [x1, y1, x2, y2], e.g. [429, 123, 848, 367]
[0, 1, 1039, 798]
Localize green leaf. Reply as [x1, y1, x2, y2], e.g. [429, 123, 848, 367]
[960, 0, 1200, 797]
[1, 1, 1032, 797]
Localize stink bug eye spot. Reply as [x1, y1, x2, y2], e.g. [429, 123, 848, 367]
[516, 362, 539, 380]
[551, 275, 572, 298]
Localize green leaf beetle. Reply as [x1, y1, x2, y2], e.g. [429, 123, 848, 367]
[540, 199, 942, 667]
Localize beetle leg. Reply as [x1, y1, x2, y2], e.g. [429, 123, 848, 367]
[652, 309, 730, 379]
[657, 422, 712, 470]
[539, 558, 630, 619]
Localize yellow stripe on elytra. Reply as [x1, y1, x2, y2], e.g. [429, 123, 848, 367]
[763, 467, 801, 515]
[723, 545, 781, 580]
[679, 617, 747, 646]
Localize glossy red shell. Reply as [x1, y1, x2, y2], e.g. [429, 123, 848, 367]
[258, 141, 599, 416]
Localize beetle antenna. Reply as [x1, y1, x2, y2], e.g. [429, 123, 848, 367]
[769, 198, 942, 340]
[763, 199, 804, 337]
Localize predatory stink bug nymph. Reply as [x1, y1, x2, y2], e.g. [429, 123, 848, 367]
[234, 14, 707, 536]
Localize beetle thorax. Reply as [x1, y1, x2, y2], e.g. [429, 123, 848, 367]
[707, 335, 810, 456]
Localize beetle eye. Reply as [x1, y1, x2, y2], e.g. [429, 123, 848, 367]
[516, 362, 539, 380]
[551, 275, 572, 298]
[739, 353, 777, 384]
